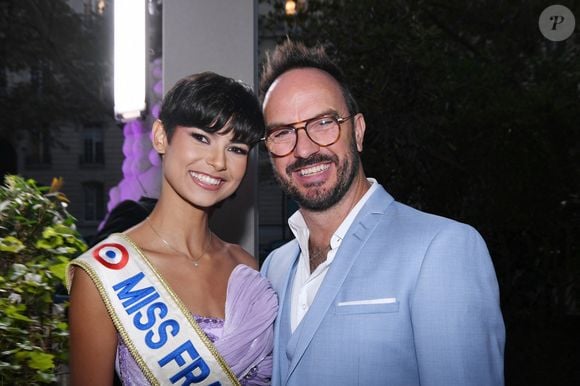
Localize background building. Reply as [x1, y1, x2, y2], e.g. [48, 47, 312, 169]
[0, 0, 122, 240]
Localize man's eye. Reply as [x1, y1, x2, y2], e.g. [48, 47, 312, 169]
[315, 118, 335, 127]
[271, 128, 294, 140]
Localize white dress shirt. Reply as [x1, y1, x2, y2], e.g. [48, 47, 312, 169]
[287, 178, 378, 332]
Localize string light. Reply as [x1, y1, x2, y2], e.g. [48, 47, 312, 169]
[285, 0, 297, 16]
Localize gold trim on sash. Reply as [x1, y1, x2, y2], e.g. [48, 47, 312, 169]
[67, 233, 240, 386]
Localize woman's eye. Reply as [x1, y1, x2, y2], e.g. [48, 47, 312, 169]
[191, 133, 209, 143]
[228, 146, 249, 155]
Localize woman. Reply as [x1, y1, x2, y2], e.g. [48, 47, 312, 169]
[67, 72, 277, 386]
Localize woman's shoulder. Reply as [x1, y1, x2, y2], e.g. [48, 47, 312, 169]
[222, 241, 259, 270]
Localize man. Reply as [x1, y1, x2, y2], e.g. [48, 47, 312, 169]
[259, 40, 505, 386]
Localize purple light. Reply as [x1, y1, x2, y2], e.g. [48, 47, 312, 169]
[100, 59, 163, 229]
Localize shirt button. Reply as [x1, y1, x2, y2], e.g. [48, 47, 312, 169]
[301, 304, 307, 310]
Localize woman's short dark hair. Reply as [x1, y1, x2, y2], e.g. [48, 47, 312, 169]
[259, 39, 359, 115]
[159, 72, 264, 146]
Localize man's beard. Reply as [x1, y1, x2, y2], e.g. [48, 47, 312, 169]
[272, 138, 360, 212]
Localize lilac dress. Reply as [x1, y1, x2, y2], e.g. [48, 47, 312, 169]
[116, 264, 278, 385]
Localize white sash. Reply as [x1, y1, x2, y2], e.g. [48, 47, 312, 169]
[66, 233, 239, 386]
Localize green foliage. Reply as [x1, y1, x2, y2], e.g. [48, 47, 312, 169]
[260, 1, 580, 384]
[0, 175, 87, 384]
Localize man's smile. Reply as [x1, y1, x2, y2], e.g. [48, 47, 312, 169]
[296, 163, 331, 177]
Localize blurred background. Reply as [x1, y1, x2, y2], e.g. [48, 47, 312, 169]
[0, 1, 578, 385]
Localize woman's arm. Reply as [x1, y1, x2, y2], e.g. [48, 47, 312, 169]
[68, 268, 118, 386]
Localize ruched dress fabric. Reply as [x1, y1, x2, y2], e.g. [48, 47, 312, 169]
[116, 264, 278, 385]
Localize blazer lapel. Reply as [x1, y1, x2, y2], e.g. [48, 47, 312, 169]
[285, 187, 393, 381]
[271, 242, 301, 324]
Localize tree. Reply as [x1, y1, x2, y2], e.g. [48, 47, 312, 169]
[0, 175, 87, 383]
[260, 1, 580, 384]
[0, 0, 111, 140]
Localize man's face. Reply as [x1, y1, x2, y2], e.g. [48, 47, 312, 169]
[263, 68, 365, 211]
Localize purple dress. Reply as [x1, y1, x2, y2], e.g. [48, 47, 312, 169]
[116, 264, 278, 385]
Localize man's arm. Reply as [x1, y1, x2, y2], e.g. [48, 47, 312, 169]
[260, 253, 273, 277]
[411, 222, 505, 386]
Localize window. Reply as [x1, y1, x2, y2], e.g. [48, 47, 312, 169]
[80, 126, 104, 165]
[25, 127, 52, 166]
[83, 182, 105, 221]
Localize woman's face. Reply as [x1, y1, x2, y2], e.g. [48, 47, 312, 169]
[153, 121, 250, 208]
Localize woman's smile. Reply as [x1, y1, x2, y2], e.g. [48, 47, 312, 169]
[189, 171, 224, 190]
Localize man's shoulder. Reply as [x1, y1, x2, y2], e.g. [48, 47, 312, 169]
[265, 238, 299, 263]
[261, 239, 299, 282]
[368, 185, 478, 238]
[383, 199, 486, 251]
[391, 200, 455, 224]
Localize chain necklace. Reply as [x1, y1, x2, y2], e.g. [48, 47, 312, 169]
[309, 244, 330, 272]
[146, 217, 212, 267]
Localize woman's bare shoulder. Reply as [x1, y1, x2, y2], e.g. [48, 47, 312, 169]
[223, 242, 258, 270]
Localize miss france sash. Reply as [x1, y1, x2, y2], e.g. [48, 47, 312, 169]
[66, 233, 239, 386]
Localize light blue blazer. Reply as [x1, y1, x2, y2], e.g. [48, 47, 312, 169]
[261, 185, 505, 386]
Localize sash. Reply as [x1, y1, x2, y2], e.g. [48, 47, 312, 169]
[66, 233, 240, 386]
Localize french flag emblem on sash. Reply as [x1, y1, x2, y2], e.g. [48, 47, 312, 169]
[93, 243, 129, 270]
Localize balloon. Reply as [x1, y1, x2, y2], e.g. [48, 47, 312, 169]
[149, 147, 161, 166]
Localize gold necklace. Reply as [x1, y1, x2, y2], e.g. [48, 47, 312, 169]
[146, 217, 212, 267]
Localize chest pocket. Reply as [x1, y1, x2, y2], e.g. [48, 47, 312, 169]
[333, 298, 399, 315]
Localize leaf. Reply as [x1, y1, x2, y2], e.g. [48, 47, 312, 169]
[0, 236, 25, 253]
[35, 234, 63, 249]
[0, 360, 21, 370]
[48, 262, 68, 282]
[53, 224, 75, 235]
[4, 304, 33, 322]
[1, 348, 20, 356]
[27, 351, 55, 371]
[37, 371, 57, 383]
[0, 199, 10, 213]
[55, 255, 69, 263]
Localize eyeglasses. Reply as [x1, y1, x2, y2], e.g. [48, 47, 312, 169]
[262, 114, 355, 157]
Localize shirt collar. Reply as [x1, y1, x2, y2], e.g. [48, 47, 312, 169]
[288, 178, 379, 254]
